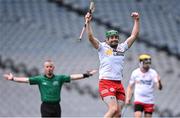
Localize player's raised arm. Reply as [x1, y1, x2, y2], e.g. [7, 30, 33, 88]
[4, 73, 29, 83]
[126, 12, 140, 48]
[85, 12, 100, 49]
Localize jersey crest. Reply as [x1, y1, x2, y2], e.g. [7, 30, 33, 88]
[105, 49, 113, 56]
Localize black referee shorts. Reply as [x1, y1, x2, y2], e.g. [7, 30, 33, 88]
[41, 101, 61, 117]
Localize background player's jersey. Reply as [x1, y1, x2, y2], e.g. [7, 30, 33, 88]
[98, 42, 128, 81]
[129, 68, 159, 104]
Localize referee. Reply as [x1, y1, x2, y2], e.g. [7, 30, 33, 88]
[4, 59, 97, 117]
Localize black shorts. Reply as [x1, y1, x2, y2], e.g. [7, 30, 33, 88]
[41, 101, 61, 117]
[134, 103, 153, 114]
[134, 104, 144, 112]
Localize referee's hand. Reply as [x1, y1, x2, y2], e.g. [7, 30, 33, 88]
[87, 69, 97, 75]
[4, 73, 14, 81]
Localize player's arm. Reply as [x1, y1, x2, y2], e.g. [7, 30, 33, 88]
[85, 12, 99, 49]
[156, 75, 163, 90]
[126, 12, 140, 48]
[70, 69, 97, 80]
[4, 73, 29, 83]
[126, 84, 134, 105]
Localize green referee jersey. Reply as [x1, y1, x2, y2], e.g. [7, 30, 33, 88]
[29, 74, 71, 102]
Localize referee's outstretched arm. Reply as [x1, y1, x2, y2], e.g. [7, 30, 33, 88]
[4, 73, 29, 83]
[3, 69, 97, 82]
[70, 69, 97, 80]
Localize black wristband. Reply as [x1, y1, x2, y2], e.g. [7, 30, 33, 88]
[83, 73, 92, 78]
[11, 77, 14, 81]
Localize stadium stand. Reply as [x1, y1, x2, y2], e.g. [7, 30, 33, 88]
[0, 0, 180, 117]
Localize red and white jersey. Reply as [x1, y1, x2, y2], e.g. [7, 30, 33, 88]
[129, 68, 159, 104]
[98, 42, 129, 81]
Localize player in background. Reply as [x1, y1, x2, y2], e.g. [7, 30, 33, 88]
[126, 54, 163, 118]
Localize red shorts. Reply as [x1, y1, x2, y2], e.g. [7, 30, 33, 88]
[134, 101, 154, 113]
[99, 79, 125, 101]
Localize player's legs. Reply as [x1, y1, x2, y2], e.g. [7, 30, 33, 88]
[113, 82, 125, 117]
[99, 79, 125, 118]
[134, 104, 144, 118]
[135, 111, 143, 118]
[113, 100, 124, 117]
[144, 103, 154, 118]
[103, 96, 119, 118]
[99, 79, 119, 118]
[144, 112, 152, 118]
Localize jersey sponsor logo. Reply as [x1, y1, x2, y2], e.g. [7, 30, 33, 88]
[139, 80, 152, 85]
[113, 49, 124, 56]
[113, 51, 124, 56]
